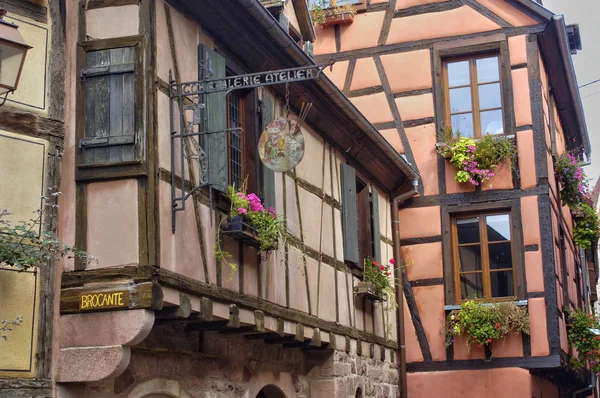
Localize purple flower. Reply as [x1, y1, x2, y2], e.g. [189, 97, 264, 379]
[247, 193, 261, 204]
[266, 206, 277, 218]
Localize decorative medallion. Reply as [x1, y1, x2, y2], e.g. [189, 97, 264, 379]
[259, 116, 305, 172]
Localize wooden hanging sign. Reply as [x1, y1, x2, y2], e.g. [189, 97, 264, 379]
[60, 282, 163, 314]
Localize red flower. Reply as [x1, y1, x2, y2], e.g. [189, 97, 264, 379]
[583, 338, 587, 342]
[380, 265, 385, 271]
[487, 338, 492, 343]
[495, 322, 501, 328]
[386, 272, 391, 276]
[373, 261, 379, 266]
[389, 259, 396, 265]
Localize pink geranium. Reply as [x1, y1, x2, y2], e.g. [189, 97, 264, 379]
[238, 208, 247, 215]
[389, 259, 396, 265]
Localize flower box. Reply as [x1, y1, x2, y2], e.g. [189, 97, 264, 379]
[221, 216, 276, 251]
[354, 281, 386, 302]
[320, 11, 354, 27]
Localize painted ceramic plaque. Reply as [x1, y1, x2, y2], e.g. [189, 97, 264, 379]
[259, 116, 305, 172]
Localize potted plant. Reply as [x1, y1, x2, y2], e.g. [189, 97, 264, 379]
[436, 130, 516, 188]
[567, 309, 600, 373]
[443, 300, 530, 354]
[310, 0, 356, 27]
[355, 258, 397, 308]
[216, 183, 294, 273]
[554, 153, 600, 249]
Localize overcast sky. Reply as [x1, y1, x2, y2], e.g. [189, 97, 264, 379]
[542, 0, 600, 183]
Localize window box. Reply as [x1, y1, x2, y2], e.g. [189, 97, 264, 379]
[221, 216, 276, 251]
[354, 281, 386, 302]
[320, 11, 354, 27]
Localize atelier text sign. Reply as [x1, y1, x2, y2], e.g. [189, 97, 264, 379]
[79, 290, 129, 310]
[176, 65, 322, 95]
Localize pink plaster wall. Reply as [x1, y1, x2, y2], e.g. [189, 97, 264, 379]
[509, 35, 528, 66]
[379, 128, 404, 154]
[476, 0, 539, 27]
[386, 6, 501, 45]
[405, 124, 439, 195]
[413, 285, 446, 361]
[350, 57, 381, 90]
[395, 93, 434, 121]
[481, 160, 513, 191]
[517, 130, 537, 189]
[86, 180, 139, 268]
[339, 12, 385, 52]
[525, 251, 544, 293]
[323, 60, 349, 90]
[403, 299, 424, 363]
[396, 0, 447, 10]
[492, 332, 523, 358]
[445, 163, 476, 194]
[521, 196, 541, 246]
[350, 93, 394, 124]
[398, 206, 441, 239]
[531, 374, 560, 398]
[402, 242, 443, 281]
[528, 297, 549, 356]
[380, 50, 432, 94]
[513, 68, 533, 127]
[313, 24, 337, 55]
[408, 368, 533, 398]
[453, 334, 485, 360]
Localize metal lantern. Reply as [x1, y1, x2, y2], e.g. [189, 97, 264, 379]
[0, 10, 31, 99]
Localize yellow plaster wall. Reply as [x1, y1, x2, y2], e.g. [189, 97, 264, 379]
[0, 130, 48, 226]
[0, 266, 39, 377]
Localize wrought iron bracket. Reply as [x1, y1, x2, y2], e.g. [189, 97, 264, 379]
[169, 61, 335, 232]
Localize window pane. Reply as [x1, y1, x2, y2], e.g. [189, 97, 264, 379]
[486, 214, 510, 241]
[457, 217, 480, 244]
[459, 245, 482, 272]
[490, 270, 514, 297]
[476, 57, 500, 83]
[451, 113, 474, 137]
[447, 61, 470, 87]
[449, 87, 472, 113]
[478, 83, 502, 110]
[489, 242, 512, 270]
[480, 109, 504, 135]
[460, 273, 484, 300]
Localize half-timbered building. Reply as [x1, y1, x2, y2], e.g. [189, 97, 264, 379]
[312, 0, 596, 397]
[55, 1, 418, 397]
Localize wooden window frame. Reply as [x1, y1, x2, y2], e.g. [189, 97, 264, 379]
[442, 200, 525, 305]
[442, 52, 505, 139]
[75, 36, 146, 181]
[433, 36, 515, 143]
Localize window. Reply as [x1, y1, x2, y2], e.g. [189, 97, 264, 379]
[227, 91, 244, 189]
[308, 0, 362, 7]
[76, 36, 144, 180]
[443, 54, 504, 138]
[341, 163, 382, 269]
[452, 212, 515, 302]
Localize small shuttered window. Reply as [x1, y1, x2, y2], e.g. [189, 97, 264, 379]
[80, 46, 139, 165]
[341, 163, 359, 265]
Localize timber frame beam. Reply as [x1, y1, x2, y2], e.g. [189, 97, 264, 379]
[61, 266, 398, 350]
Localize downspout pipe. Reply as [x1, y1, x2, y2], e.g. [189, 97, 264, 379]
[572, 368, 595, 398]
[392, 177, 419, 398]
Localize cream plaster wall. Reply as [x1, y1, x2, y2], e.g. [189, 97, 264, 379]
[0, 266, 39, 377]
[0, 130, 48, 226]
[86, 5, 140, 39]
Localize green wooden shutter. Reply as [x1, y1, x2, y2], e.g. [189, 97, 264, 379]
[261, 92, 276, 208]
[371, 187, 381, 263]
[279, 12, 290, 34]
[82, 47, 136, 165]
[199, 44, 228, 193]
[341, 163, 359, 264]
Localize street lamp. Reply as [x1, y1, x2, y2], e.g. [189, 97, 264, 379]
[0, 9, 31, 105]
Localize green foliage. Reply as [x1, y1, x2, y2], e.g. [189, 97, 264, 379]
[443, 300, 530, 353]
[364, 258, 397, 309]
[0, 190, 95, 270]
[216, 183, 296, 275]
[555, 153, 589, 207]
[573, 203, 600, 250]
[436, 131, 516, 188]
[309, 0, 355, 24]
[567, 309, 600, 373]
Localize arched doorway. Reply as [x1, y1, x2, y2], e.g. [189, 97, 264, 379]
[256, 385, 287, 398]
[355, 387, 363, 398]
